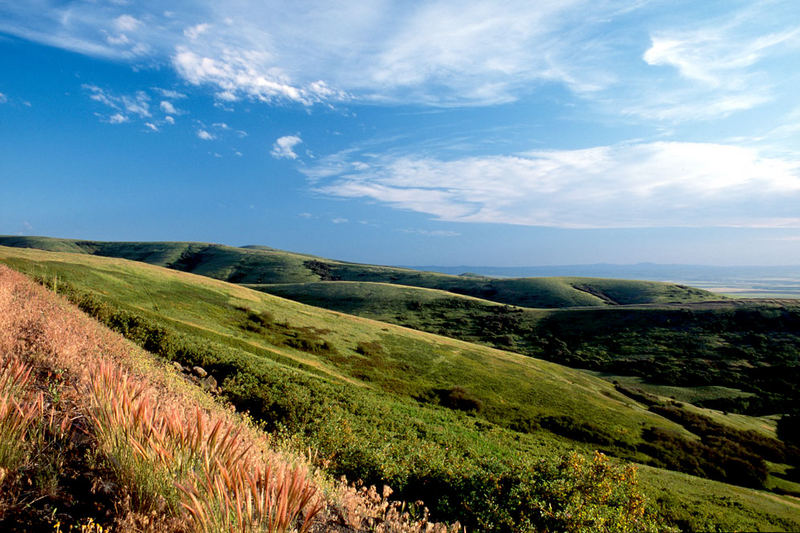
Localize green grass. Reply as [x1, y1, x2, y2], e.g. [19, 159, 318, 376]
[251, 279, 800, 420]
[0, 246, 682, 444]
[583, 372, 756, 406]
[1, 245, 798, 531]
[0, 236, 721, 308]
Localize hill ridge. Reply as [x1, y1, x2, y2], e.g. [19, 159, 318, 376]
[0, 235, 721, 309]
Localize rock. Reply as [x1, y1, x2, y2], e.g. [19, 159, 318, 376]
[192, 366, 207, 378]
[201, 375, 218, 391]
[172, 361, 184, 372]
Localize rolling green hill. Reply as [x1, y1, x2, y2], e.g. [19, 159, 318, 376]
[252, 280, 800, 417]
[1, 245, 799, 531]
[0, 236, 719, 308]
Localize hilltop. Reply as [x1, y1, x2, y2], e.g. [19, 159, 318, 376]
[1, 244, 798, 531]
[0, 236, 719, 308]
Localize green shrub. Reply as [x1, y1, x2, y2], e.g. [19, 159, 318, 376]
[436, 386, 482, 413]
[355, 340, 384, 357]
[539, 416, 615, 447]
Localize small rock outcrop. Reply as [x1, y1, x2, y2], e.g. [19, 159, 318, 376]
[171, 362, 219, 393]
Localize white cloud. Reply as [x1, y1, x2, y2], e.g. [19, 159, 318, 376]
[172, 47, 341, 105]
[2, 0, 798, 115]
[401, 229, 461, 237]
[644, 28, 799, 88]
[307, 142, 800, 228]
[331, 217, 348, 224]
[108, 113, 128, 124]
[624, 6, 800, 121]
[83, 85, 150, 118]
[270, 135, 302, 160]
[122, 92, 151, 117]
[0, 93, 7, 104]
[154, 88, 187, 99]
[196, 129, 215, 140]
[184, 23, 210, 40]
[113, 14, 140, 33]
[160, 100, 177, 114]
[164, 115, 175, 125]
[144, 122, 158, 131]
[0, 0, 633, 106]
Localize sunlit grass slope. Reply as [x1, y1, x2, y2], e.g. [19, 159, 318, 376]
[0, 245, 684, 446]
[0, 236, 719, 308]
[0, 263, 478, 532]
[1, 245, 799, 531]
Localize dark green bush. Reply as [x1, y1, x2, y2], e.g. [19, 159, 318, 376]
[355, 340, 384, 357]
[436, 386, 482, 412]
[539, 415, 614, 446]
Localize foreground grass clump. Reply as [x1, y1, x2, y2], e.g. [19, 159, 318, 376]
[0, 265, 324, 530]
[0, 359, 42, 477]
[88, 361, 320, 532]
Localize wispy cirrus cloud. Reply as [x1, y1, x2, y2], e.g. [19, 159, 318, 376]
[83, 84, 150, 121]
[305, 141, 800, 229]
[620, 3, 800, 121]
[643, 28, 799, 88]
[159, 100, 177, 114]
[82, 84, 184, 130]
[0, 1, 691, 108]
[400, 228, 461, 237]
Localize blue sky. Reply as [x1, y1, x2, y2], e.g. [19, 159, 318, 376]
[1, 0, 800, 266]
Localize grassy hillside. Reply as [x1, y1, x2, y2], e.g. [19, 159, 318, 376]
[253, 280, 800, 418]
[0, 236, 720, 308]
[1, 245, 798, 531]
[0, 263, 480, 532]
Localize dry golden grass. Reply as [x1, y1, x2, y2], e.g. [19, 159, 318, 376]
[0, 357, 44, 484]
[329, 480, 463, 533]
[0, 264, 459, 532]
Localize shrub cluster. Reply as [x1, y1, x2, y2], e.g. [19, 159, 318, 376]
[649, 404, 800, 467]
[641, 427, 768, 489]
[434, 386, 483, 413]
[355, 340, 384, 358]
[538, 416, 616, 447]
[615, 384, 793, 489]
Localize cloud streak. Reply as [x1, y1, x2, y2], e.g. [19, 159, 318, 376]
[306, 142, 800, 229]
[624, 3, 800, 121]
